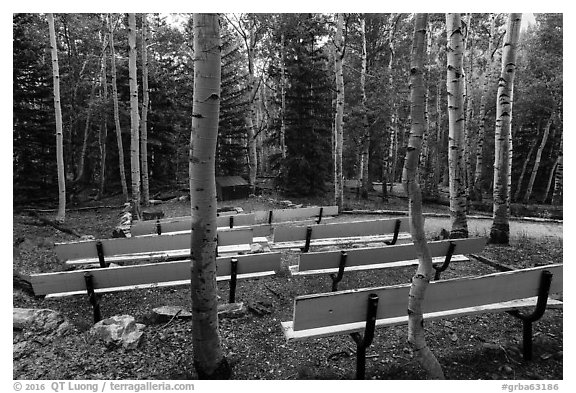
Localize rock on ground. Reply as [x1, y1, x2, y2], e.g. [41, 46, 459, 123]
[89, 315, 145, 350]
[13, 308, 75, 337]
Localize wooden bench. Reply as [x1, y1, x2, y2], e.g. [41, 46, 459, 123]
[281, 264, 563, 379]
[54, 227, 258, 266]
[131, 212, 257, 236]
[291, 237, 487, 290]
[30, 252, 282, 322]
[272, 217, 410, 252]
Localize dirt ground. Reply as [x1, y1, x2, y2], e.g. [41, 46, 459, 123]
[12, 190, 563, 380]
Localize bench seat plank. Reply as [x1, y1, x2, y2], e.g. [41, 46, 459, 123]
[293, 238, 486, 273]
[55, 227, 253, 263]
[272, 233, 412, 250]
[131, 213, 257, 236]
[31, 252, 282, 297]
[289, 264, 562, 332]
[254, 206, 338, 223]
[273, 218, 409, 243]
[281, 297, 564, 341]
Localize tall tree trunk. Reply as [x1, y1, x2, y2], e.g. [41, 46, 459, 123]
[140, 14, 150, 206]
[513, 125, 539, 202]
[473, 14, 497, 202]
[385, 15, 397, 196]
[334, 13, 345, 210]
[359, 15, 372, 198]
[403, 13, 444, 379]
[109, 14, 129, 202]
[98, 30, 109, 200]
[446, 13, 468, 238]
[190, 13, 230, 379]
[462, 14, 474, 203]
[47, 13, 66, 223]
[490, 13, 522, 245]
[523, 111, 554, 203]
[128, 13, 141, 220]
[552, 134, 563, 206]
[280, 31, 287, 159]
[76, 80, 97, 184]
[245, 24, 259, 193]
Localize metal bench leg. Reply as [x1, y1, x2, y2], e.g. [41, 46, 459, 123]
[156, 219, 162, 235]
[96, 241, 108, 268]
[317, 207, 324, 224]
[84, 273, 102, 323]
[507, 270, 553, 361]
[229, 258, 238, 303]
[330, 251, 347, 292]
[350, 293, 379, 379]
[384, 219, 401, 245]
[432, 241, 456, 280]
[301, 226, 313, 253]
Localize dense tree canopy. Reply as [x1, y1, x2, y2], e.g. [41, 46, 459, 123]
[13, 13, 562, 207]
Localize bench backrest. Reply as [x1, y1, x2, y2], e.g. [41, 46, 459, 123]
[274, 217, 409, 243]
[55, 227, 253, 262]
[131, 213, 256, 236]
[291, 264, 563, 331]
[31, 252, 282, 296]
[298, 238, 486, 272]
[253, 206, 338, 224]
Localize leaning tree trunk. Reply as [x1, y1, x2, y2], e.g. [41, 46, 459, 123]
[334, 13, 345, 211]
[403, 13, 444, 380]
[523, 111, 554, 204]
[189, 13, 230, 379]
[552, 134, 563, 205]
[140, 14, 150, 206]
[490, 13, 522, 245]
[473, 13, 497, 202]
[109, 14, 129, 202]
[128, 13, 141, 220]
[359, 15, 372, 198]
[47, 13, 66, 223]
[513, 125, 539, 202]
[76, 81, 97, 184]
[446, 13, 468, 238]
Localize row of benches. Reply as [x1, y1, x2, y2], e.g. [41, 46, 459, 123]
[55, 217, 411, 266]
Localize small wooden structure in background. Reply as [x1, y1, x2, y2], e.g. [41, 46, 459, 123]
[216, 176, 250, 201]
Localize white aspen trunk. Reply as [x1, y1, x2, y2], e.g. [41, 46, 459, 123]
[75, 80, 97, 184]
[280, 32, 287, 159]
[552, 134, 563, 205]
[513, 125, 538, 202]
[128, 13, 141, 220]
[334, 13, 345, 210]
[386, 18, 396, 195]
[246, 24, 259, 193]
[190, 13, 230, 379]
[523, 111, 553, 203]
[446, 13, 468, 238]
[48, 13, 66, 223]
[359, 15, 372, 196]
[463, 14, 474, 202]
[98, 31, 109, 200]
[490, 13, 522, 245]
[109, 14, 129, 202]
[404, 13, 444, 379]
[140, 14, 150, 206]
[473, 14, 497, 202]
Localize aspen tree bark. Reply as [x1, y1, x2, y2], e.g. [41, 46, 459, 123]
[190, 13, 230, 379]
[48, 13, 66, 223]
[523, 111, 554, 203]
[76, 80, 97, 184]
[334, 13, 345, 210]
[109, 14, 129, 202]
[386, 18, 397, 196]
[513, 125, 538, 202]
[403, 13, 444, 380]
[359, 15, 372, 198]
[552, 134, 563, 205]
[446, 13, 468, 238]
[244, 19, 259, 193]
[473, 14, 496, 202]
[140, 14, 150, 206]
[280, 31, 287, 159]
[128, 13, 141, 220]
[490, 13, 522, 245]
[98, 30, 109, 200]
